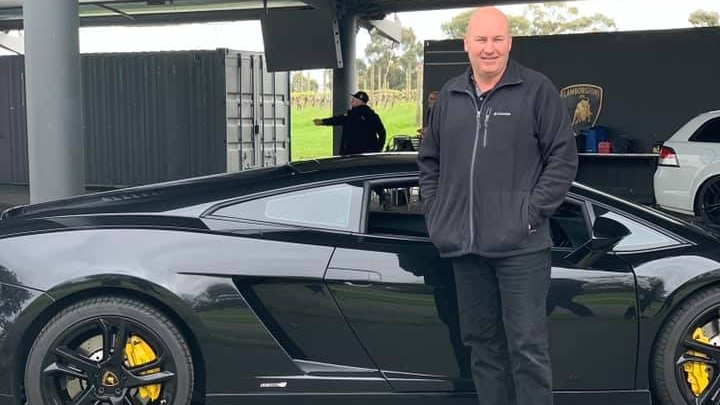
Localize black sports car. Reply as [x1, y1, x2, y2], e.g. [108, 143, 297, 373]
[1, 153, 720, 405]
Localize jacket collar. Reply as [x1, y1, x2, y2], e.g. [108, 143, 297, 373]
[351, 104, 372, 113]
[448, 59, 524, 93]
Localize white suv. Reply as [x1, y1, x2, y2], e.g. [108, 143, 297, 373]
[654, 110, 720, 225]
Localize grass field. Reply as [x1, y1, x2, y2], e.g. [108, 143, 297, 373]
[290, 102, 421, 161]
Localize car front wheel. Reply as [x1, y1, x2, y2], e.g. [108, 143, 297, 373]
[24, 296, 194, 405]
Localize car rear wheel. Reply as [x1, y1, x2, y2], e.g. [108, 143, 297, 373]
[653, 287, 720, 405]
[697, 177, 720, 226]
[24, 296, 194, 405]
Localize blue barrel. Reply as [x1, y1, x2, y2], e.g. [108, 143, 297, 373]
[585, 126, 608, 153]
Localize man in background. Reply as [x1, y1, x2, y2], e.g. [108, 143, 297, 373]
[419, 90, 439, 137]
[313, 91, 386, 155]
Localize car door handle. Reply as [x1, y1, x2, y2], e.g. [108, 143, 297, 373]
[343, 281, 374, 288]
[325, 268, 382, 283]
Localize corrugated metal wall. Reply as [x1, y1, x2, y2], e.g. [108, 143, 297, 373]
[0, 49, 290, 187]
[83, 50, 227, 186]
[225, 51, 290, 171]
[0, 57, 28, 183]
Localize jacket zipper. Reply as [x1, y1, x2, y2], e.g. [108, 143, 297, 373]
[452, 78, 521, 252]
[483, 107, 492, 147]
[464, 90, 486, 249]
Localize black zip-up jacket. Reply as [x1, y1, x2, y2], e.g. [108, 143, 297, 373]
[418, 60, 578, 258]
[320, 105, 386, 154]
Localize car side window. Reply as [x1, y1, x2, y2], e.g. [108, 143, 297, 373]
[366, 182, 427, 237]
[550, 200, 591, 249]
[363, 182, 592, 247]
[691, 117, 720, 143]
[592, 205, 680, 252]
[212, 183, 363, 232]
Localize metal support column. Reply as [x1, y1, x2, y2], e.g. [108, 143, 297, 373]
[23, 0, 84, 203]
[332, 13, 357, 156]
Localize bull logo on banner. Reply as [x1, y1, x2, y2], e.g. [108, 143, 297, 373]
[560, 84, 603, 135]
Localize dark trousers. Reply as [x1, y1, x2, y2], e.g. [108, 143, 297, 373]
[453, 249, 553, 405]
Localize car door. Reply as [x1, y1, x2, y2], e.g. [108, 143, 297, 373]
[545, 198, 637, 390]
[325, 177, 639, 394]
[324, 178, 471, 392]
[204, 182, 392, 392]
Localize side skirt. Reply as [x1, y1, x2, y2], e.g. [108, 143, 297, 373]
[204, 390, 652, 405]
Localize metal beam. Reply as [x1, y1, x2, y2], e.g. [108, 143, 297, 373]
[95, 3, 136, 20]
[376, 0, 572, 13]
[332, 13, 357, 155]
[0, 0, 583, 30]
[78, 7, 308, 26]
[24, 0, 85, 203]
[0, 31, 22, 53]
[366, 18, 401, 43]
[0, 6, 311, 30]
[302, 0, 335, 10]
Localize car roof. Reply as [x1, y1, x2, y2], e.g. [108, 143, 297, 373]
[1, 152, 717, 244]
[665, 110, 720, 143]
[1, 153, 419, 219]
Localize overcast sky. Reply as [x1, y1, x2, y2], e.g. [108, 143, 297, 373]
[3, 0, 720, 60]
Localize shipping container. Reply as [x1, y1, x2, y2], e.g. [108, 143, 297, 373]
[0, 56, 28, 184]
[0, 49, 290, 187]
[225, 51, 290, 172]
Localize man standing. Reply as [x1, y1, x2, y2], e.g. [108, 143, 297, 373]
[314, 91, 387, 155]
[417, 7, 577, 405]
[419, 90, 439, 137]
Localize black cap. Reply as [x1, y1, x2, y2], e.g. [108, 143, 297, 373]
[350, 91, 369, 103]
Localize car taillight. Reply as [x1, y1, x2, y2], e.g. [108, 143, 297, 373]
[658, 146, 679, 167]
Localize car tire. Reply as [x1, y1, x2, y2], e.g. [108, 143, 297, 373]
[652, 287, 720, 405]
[697, 176, 720, 227]
[24, 296, 194, 405]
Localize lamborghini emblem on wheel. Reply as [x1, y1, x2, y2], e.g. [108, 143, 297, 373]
[102, 371, 119, 387]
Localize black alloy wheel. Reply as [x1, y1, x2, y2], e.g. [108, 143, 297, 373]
[698, 177, 720, 227]
[653, 287, 720, 405]
[24, 297, 193, 405]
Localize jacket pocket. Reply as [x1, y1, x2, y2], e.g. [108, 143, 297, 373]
[423, 197, 437, 235]
[475, 191, 531, 253]
[425, 190, 468, 254]
[423, 180, 444, 235]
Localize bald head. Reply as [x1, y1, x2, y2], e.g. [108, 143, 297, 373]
[466, 7, 511, 38]
[463, 6, 513, 89]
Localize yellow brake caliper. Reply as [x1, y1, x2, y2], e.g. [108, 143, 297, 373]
[124, 335, 162, 401]
[684, 327, 713, 396]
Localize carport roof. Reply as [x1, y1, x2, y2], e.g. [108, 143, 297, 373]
[0, 0, 545, 30]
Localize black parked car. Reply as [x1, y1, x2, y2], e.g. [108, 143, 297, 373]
[1, 153, 720, 405]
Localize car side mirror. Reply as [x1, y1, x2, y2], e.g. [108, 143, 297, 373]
[589, 216, 631, 251]
[564, 217, 630, 268]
